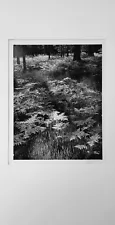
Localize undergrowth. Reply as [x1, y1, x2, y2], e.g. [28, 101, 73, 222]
[14, 55, 102, 159]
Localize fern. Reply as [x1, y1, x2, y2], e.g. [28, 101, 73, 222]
[74, 145, 87, 150]
[87, 134, 100, 147]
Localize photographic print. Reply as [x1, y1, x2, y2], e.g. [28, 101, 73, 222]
[13, 43, 102, 160]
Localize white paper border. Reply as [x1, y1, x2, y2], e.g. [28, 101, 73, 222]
[8, 39, 105, 165]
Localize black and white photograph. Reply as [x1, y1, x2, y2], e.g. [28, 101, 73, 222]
[13, 44, 102, 160]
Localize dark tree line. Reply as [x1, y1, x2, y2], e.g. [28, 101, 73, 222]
[14, 44, 102, 72]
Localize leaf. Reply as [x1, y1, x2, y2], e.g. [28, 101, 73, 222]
[87, 134, 100, 147]
[74, 108, 80, 113]
[50, 111, 68, 122]
[57, 135, 62, 139]
[73, 129, 86, 139]
[21, 114, 37, 124]
[74, 145, 87, 150]
[94, 151, 100, 155]
[74, 117, 95, 127]
[14, 134, 26, 146]
[70, 135, 76, 141]
[52, 122, 68, 130]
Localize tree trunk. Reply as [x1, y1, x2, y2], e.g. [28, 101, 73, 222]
[73, 45, 81, 61]
[48, 46, 50, 59]
[47, 45, 51, 59]
[23, 55, 26, 72]
[14, 78, 18, 90]
[17, 57, 20, 64]
[61, 45, 64, 57]
[88, 45, 94, 56]
[61, 45, 63, 57]
[62, 47, 64, 57]
[67, 45, 69, 57]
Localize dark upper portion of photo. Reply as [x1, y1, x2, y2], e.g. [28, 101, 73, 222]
[13, 44, 102, 160]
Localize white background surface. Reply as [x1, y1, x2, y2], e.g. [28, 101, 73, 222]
[0, 0, 115, 225]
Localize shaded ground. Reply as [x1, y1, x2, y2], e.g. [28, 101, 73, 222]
[14, 54, 102, 160]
